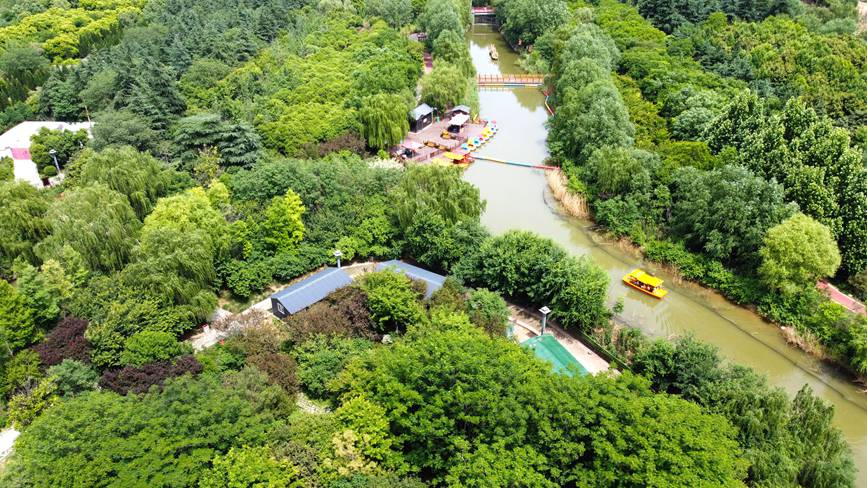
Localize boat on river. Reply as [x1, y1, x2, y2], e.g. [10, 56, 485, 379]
[488, 45, 499, 60]
[623, 269, 668, 299]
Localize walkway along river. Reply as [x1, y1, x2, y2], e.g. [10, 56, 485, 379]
[462, 24, 867, 484]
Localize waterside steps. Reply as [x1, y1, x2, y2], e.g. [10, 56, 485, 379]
[476, 74, 544, 87]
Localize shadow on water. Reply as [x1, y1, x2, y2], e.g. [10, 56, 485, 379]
[465, 24, 867, 485]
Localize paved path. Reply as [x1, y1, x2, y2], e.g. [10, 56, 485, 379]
[0, 428, 20, 462]
[818, 280, 866, 315]
[0, 121, 92, 188]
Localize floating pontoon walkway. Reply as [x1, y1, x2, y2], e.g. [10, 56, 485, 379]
[477, 74, 544, 87]
[473, 155, 557, 171]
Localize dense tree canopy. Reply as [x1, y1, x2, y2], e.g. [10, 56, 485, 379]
[633, 336, 855, 486]
[335, 321, 747, 486]
[36, 184, 141, 274]
[0, 182, 50, 276]
[671, 165, 796, 265]
[3, 371, 290, 487]
[359, 93, 411, 150]
[72, 146, 177, 219]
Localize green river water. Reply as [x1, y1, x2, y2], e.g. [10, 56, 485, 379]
[463, 24, 867, 484]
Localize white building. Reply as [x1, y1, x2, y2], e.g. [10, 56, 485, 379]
[0, 121, 93, 188]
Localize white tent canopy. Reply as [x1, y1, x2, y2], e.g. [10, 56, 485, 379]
[449, 113, 469, 126]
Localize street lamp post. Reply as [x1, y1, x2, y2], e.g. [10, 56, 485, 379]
[48, 149, 60, 173]
[333, 250, 343, 269]
[539, 306, 551, 335]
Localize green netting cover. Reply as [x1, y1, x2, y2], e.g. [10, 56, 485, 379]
[521, 334, 589, 377]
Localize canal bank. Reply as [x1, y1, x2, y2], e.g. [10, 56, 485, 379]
[463, 24, 867, 484]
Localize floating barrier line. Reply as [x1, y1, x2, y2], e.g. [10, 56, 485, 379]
[542, 89, 555, 115]
[473, 155, 557, 171]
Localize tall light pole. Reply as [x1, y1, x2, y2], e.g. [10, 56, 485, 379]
[48, 149, 60, 173]
[333, 250, 343, 269]
[539, 306, 550, 335]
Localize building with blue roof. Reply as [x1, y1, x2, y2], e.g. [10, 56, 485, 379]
[376, 260, 446, 298]
[270, 267, 353, 318]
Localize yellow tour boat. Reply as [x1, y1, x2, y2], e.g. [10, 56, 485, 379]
[622, 269, 668, 299]
[442, 151, 474, 166]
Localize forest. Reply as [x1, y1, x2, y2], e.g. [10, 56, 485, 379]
[506, 0, 867, 378]
[0, 0, 863, 485]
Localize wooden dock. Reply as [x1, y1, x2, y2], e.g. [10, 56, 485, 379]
[476, 74, 544, 87]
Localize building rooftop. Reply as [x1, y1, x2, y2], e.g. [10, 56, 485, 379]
[376, 260, 445, 298]
[270, 267, 353, 315]
[410, 103, 434, 121]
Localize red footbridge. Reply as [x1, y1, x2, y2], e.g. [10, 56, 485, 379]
[472, 6, 496, 15]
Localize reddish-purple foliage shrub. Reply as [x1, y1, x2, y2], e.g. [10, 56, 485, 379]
[285, 287, 375, 344]
[220, 312, 288, 358]
[325, 287, 373, 334]
[246, 352, 298, 394]
[304, 132, 365, 157]
[33, 316, 91, 367]
[99, 355, 203, 395]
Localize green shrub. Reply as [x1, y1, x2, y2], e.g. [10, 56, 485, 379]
[359, 270, 425, 333]
[7, 377, 57, 429]
[642, 239, 705, 281]
[290, 335, 372, 400]
[223, 258, 272, 299]
[47, 359, 98, 397]
[196, 344, 245, 374]
[120, 330, 193, 366]
[2, 349, 42, 399]
[270, 245, 330, 281]
[0, 157, 12, 181]
[466, 289, 509, 335]
[428, 277, 467, 312]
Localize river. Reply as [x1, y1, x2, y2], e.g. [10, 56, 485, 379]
[463, 24, 867, 484]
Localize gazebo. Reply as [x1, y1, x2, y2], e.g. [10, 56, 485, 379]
[409, 103, 435, 132]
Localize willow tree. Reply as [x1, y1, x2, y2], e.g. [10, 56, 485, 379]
[359, 93, 409, 150]
[36, 184, 140, 274]
[122, 227, 217, 308]
[73, 146, 174, 219]
[420, 64, 468, 111]
[390, 165, 485, 232]
[0, 182, 51, 276]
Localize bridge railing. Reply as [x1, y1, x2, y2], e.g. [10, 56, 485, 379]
[476, 74, 545, 85]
